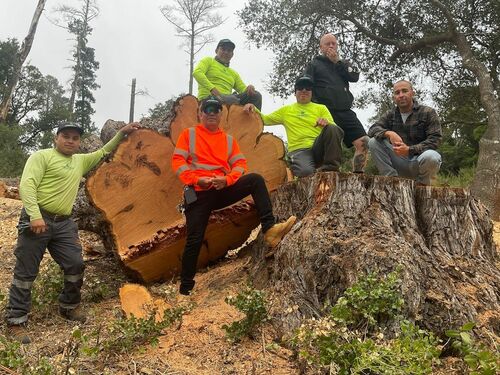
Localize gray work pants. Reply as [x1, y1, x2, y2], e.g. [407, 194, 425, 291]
[368, 138, 441, 185]
[5, 209, 85, 325]
[219, 90, 263, 111]
[288, 125, 344, 177]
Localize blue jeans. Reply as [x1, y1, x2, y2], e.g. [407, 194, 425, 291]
[368, 138, 441, 185]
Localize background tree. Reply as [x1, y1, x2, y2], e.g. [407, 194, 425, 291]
[0, 0, 46, 123]
[52, 0, 100, 133]
[160, 0, 226, 94]
[238, 0, 500, 219]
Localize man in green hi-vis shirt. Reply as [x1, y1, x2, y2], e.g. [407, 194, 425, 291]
[193, 38, 263, 110]
[5, 121, 139, 344]
[244, 76, 344, 177]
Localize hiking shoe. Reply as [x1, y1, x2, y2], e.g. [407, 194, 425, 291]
[264, 216, 297, 248]
[7, 324, 31, 344]
[59, 306, 87, 323]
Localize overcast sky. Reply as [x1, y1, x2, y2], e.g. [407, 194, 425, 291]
[0, 0, 374, 140]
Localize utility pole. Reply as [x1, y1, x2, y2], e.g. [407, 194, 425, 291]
[129, 78, 136, 123]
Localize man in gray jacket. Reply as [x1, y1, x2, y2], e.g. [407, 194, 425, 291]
[368, 80, 442, 185]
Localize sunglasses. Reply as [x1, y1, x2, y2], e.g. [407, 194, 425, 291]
[202, 106, 222, 114]
[296, 86, 313, 91]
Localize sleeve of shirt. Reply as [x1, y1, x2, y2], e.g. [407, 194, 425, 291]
[233, 71, 247, 94]
[81, 131, 126, 174]
[320, 105, 335, 124]
[337, 60, 360, 82]
[172, 129, 198, 186]
[368, 111, 392, 139]
[408, 108, 442, 156]
[258, 106, 285, 126]
[193, 57, 215, 92]
[19, 152, 47, 221]
[226, 139, 247, 186]
[304, 62, 315, 79]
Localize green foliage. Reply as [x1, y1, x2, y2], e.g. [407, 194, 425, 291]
[32, 260, 64, 311]
[446, 323, 500, 375]
[146, 99, 175, 121]
[294, 269, 441, 374]
[104, 306, 187, 353]
[436, 167, 475, 188]
[0, 123, 27, 177]
[222, 287, 268, 343]
[0, 335, 53, 374]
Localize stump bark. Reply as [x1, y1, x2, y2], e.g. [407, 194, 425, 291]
[86, 95, 287, 282]
[249, 172, 499, 339]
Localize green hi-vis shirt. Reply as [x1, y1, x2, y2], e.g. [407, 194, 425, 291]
[193, 57, 247, 99]
[259, 102, 335, 152]
[20, 131, 125, 221]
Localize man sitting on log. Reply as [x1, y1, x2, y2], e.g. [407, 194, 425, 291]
[172, 97, 296, 296]
[244, 75, 344, 177]
[193, 38, 262, 110]
[5, 121, 139, 344]
[367, 80, 442, 185]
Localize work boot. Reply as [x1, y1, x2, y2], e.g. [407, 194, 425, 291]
[59, 306, 87, 323]
[317, 164, 339, 172]
[264, 216, 297, 248]
[7, 324, 31, 344]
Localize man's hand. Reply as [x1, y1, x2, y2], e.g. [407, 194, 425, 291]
[120, 122, 141, 134]
[385, 130, 404, 145]
[245, 85, 256, 96]
[210, 88, 221, 97]
[325, 48, 339, 63]
[392, 142, 409, 157]
[212, 176, 227, 190]
[243, 103, 255, 113]
[315, 118, 330, 128]
[197, 177, 213, 189]
[30, 218, 47, 234]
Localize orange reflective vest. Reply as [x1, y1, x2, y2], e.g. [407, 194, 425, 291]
[172, 124, 247, 190]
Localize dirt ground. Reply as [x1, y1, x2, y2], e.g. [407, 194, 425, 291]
[0, 196, 498, 374]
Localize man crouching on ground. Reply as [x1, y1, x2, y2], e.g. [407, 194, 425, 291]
[172, 97, 296, 296]
[5, 121, 139, 344]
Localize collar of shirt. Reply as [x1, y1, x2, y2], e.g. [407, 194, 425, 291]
[214, 56, 230, 67]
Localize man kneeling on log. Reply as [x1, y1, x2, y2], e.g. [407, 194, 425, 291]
[172, 97, 296, 296]
[5, 121, 139, 344]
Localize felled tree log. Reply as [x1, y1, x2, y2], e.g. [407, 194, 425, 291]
[249, 172, 499, 338]
[86, 95, 287, 282]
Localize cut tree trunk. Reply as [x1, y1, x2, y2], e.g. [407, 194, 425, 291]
[249, 172, 499, 338]
[86, 95, 287, 282]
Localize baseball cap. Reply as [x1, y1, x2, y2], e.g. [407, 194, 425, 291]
[216, 39, 236, 50]
[56, 122, 84, 135]
[200, 97, 223, 114]
[294, 75, 314, 91]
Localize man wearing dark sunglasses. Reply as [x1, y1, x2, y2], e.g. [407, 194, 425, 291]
[193, 39, 262, 110]
[172, 97, 296, 296]
[244, 76, 344, 177]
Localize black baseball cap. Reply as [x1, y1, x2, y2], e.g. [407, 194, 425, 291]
[200, 97, 223, 113]
[56, 122, 84, 135]
[216, 39, 235, 50]
[294, 75, 314, 91]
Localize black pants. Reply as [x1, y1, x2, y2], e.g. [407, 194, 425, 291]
[328, 109, 366, 148]
[180, 173, 274, 294]
[5, 209, 84, 325]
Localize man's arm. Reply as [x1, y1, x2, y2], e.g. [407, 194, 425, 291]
[19, 152, 47, 222]
[224, 139, 247, 187]
[368, 111, 395, 140]
[408, 108, 442, 156]
[172, 129, 199, 186]
[336, 60, 360, 82]
[193, 57, 216, 94]
[233, 71, 248, 94]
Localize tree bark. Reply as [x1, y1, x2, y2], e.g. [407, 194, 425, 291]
[0, 0, 46, 122]
[249, 172, 499, 339]
[85, 95, 287, 282]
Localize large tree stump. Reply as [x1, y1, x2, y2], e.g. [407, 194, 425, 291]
[86, 95, 287, 282]
[249, 172, 499, 338]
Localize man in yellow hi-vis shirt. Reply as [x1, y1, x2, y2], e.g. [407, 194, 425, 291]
[244, 76, 344, 177]
[5, 121, 139, 344]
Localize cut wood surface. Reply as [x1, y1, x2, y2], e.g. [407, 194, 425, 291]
[119, 283, 169, 321]
[248, 172, 499, 339]
[86, 95, 287, 282]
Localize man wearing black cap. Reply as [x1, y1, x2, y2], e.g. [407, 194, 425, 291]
[5, 121, 139, 344]
[193, 38, 262, 110]
[244, 76, 344, 177]
[172, 97, 296, 296]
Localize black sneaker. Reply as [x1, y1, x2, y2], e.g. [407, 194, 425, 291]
[59, 306, 87, 323]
